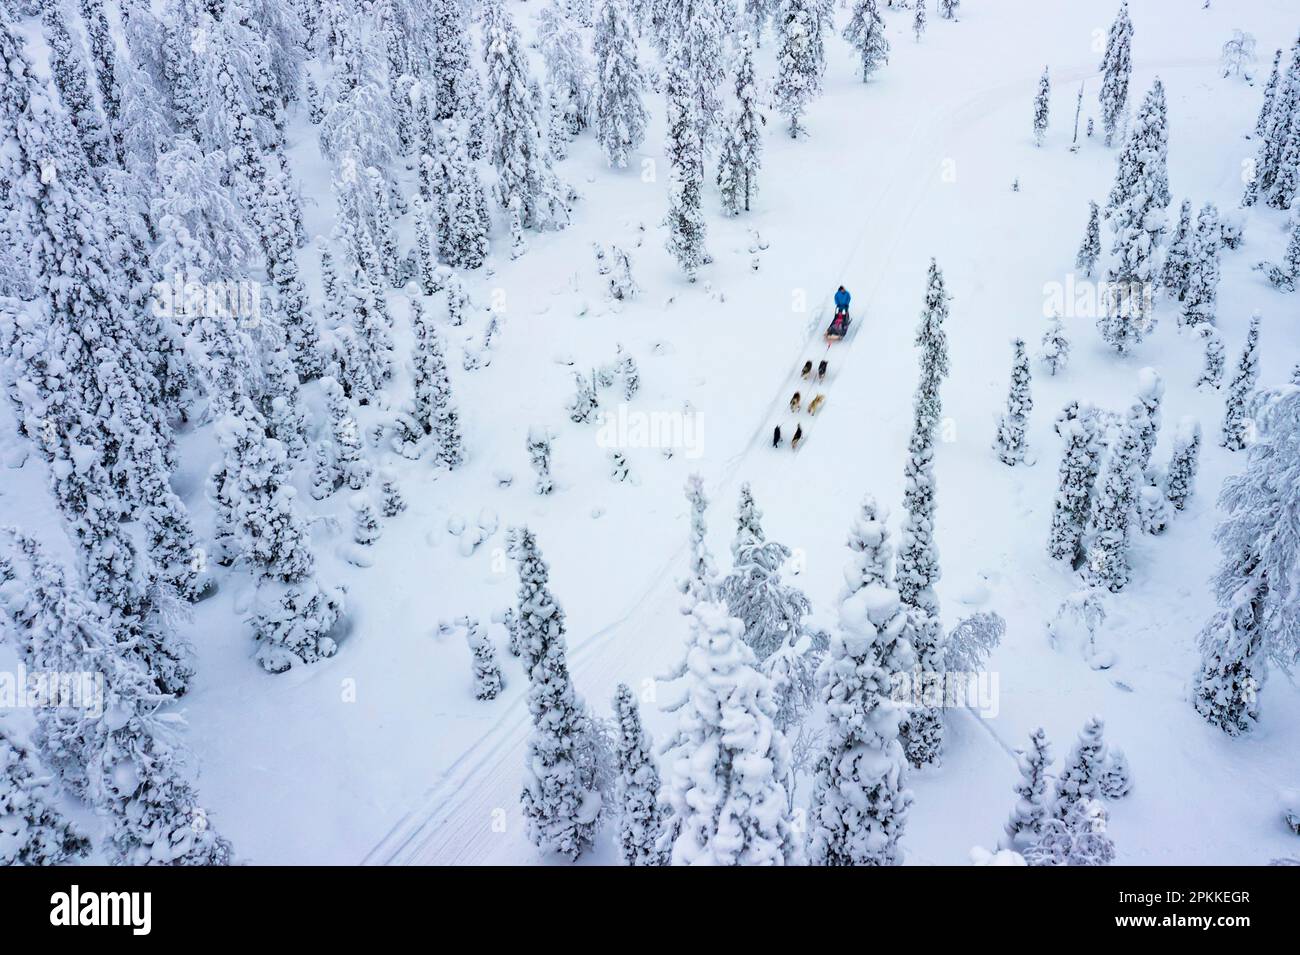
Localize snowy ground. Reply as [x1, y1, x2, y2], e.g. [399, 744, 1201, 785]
[6, 0, 1300, 865]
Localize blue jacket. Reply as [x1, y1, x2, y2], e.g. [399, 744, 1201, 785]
[834, 288, 851, 309]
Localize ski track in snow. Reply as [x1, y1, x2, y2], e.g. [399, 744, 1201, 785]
[363, 54, 1217, 867]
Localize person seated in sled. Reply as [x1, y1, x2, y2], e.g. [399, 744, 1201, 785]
[833, 285, 851, 319]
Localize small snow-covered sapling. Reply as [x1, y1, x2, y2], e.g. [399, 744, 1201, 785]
[1099, 748, 1132, 799]
[351, 493, 382, 545]
[465, 617, 503, 700]
[609, 449, 631, 482]
[379, 472, 406, 517]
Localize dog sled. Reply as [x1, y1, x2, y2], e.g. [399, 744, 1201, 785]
[825, 308, 851, 342]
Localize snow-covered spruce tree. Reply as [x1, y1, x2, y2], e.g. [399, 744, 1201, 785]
[1127, 367, 1164, 480]
[994, 338, 1033, 465]
[440, 118, 491, 271]
[546, 84, 571, 161]
[1024, 799, 1115, 866]
[466, 617, 503, 701]
[612, 683, 667, 865]
[40, 7, 111, 168]
[216, 401, 343, 673]
[1048, 410, 1104, 566]
[897, 409, 944, 765]
[658, 0, 727, 146]
[0, 725, 90, 865]
[1032, 66, 1050, 146]
[774, 0, 826, 137]
[377, 471, 405, 518]
[1254, 48, 1283, 139]
[938, 0, 959, 18]
[445, 271, 474, 328]
[567, 370, 599, 423]
[911, 0, 925, 42]
[527, 428, 555, 494]
[78, 0, 121, 143]
[318, 11, 397, 171]
[323, 376, 372, 490]
[1101, 80, 1170, 354]
[607, 245, 639, 299]
[679, 473, 719, 607]
[1181, 203, 1221, 327]
[1267, 80, 1300, 212]
[1243, 40, 1300, 208]
[393, 300, 433, 457]
[1099, 749, 1132, 799]
[618, 345, 640, 398]
[592, 0, 648, 168]
[256, 317, 310, 463]
[808, 582, 914, 866]
[663, 53, 708, 280]
[310, 439, 338, 500]
[912, 258, 951, 436]
[1000, 727, 1054, 853]
[841, 494, 893, 598]
[411, 193, 438, 295]
[87, 343, 205, 605]
[1052, 716, 1107, 820]
[345, 217, 395, 392]
[1039, 311, 1070, 376]
[898, 418, 941, 614]
[1163, 417, 1201, 512]
[1098, 1, 1133, 147]
[843, 0, 889, 84]
[900, 621, 945, 768]
[658, 600, 802, 865]
[218, 57, 321, 379]
[363, 165, 400, 287]
[719, 538, 812, 661]
[716, 33, 764, 215]
[537, 0, 591, 138]
[1075, 200, 1101, 277]
[0, 533, 234, 864]
[1258, 215, 1300, 291]
[483, 1, 569, 232]
[508, 527, 600, 859]
[1084, 422, 1142, 592]
[509, 196, 528, 259]
[1221, 312, 1261, 451]
[1194, 384, 1300, 733]
[1161, 199, 1194, 301]
[1, 95, 199, 690]
[417, 303, 466, 470]
[741, 0, 777, 46]
[351, 492, 381, 545]
[430, 0, 484, 137]
[1197, 324, 1225, 390]
[732, 482, 767, 560]
[893, 262, 950, 765]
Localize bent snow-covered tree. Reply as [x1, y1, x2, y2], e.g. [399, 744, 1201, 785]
[1194, 385, 1300, 734]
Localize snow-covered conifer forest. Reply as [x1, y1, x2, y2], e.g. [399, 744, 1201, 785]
[0, 0, 1297, 868]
